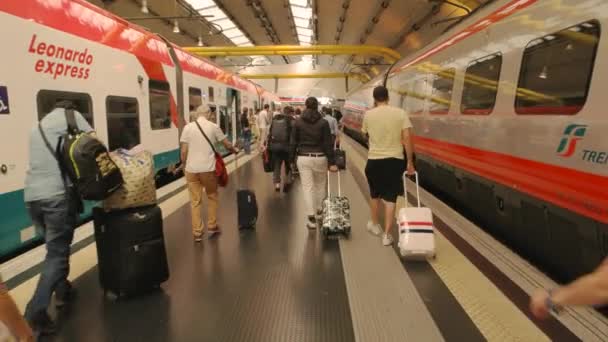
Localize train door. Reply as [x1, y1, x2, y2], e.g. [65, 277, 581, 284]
[226, 88, 241, 146]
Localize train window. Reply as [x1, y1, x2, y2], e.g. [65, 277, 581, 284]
[405, 77, 428, 114]
[106, 96, 140, 151]
[37, 90, 93, 126]
[208, 87, 215, 103]
[189, 87, 202, 112]
[429, 68, 455, 114]
[149, 80, 171, 130]
[461, 53, 502, 115]
[515, 20, 600, 115]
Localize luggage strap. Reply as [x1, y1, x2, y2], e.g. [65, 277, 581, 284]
[403, 171, 421, 208]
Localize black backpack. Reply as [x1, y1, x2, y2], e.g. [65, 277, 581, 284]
[269, 116, 290, 152]
[39, 109, 123, 201]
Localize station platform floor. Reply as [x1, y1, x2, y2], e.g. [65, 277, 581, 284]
[4, 137, 608, 341]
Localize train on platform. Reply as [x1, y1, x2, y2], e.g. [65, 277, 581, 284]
[0, 0, 279, 259]
[343, 0, 608, 282]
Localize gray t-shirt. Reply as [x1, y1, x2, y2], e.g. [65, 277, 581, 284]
[324, 114, 339, 136]
[24, 108, 93, 202]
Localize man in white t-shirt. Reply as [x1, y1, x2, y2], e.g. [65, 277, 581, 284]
[363, 85, 415, 246]
[180, 104, 237, 242]
[257, 104, 270, 148]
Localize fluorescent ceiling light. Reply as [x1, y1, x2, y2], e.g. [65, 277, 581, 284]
[186, 0, 216, 9]
[296, 27, 313, 36]
[289, 0, 308, 6]
[238, 43, 254, 47]
[291, 6, 312, 19]
[298, 35, 311, 43]
[294, 18, 309, 27]
[213, 18, 236, 30]
[232, 36, 250, 45]
[223, 27, 244, 38]
[200, 6, 226, 19]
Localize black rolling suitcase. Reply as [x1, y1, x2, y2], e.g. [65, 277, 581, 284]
[93, 205, 169, 298]
[236, 153, 258, 229]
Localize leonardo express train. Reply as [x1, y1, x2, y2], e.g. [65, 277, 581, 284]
[343, 0, 608, 282]
[0, 0, 280, 258]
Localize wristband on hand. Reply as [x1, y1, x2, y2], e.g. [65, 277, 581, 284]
[546, 289, 563, 314]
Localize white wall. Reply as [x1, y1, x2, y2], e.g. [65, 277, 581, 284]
[230, 61, 362, 99]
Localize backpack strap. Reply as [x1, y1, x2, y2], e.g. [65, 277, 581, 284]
[38, 123, 69, 187]
[194, 120, 218, 155]
[64, 108, 78, 135]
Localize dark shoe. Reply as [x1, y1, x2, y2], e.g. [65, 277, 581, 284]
[27, 311, 57, 336]
[307, 216, 317, 230]
[55, 282, 77, 308]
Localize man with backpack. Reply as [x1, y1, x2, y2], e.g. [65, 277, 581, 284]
[23, 101, 94, 335]
[267, 106, 294, 192]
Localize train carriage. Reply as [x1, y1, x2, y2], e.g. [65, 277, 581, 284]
[344, 0, 608, 282]
[0, 0, 277, 258]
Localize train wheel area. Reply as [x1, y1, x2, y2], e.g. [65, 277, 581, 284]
[1, 138, 604, 341]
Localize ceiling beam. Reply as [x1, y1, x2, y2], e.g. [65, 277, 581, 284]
[184, 45, 401, 63]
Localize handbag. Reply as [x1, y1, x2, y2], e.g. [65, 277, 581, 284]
[195, 121, 228, 187]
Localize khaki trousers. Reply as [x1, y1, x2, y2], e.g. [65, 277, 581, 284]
[186, 171, 218, 236]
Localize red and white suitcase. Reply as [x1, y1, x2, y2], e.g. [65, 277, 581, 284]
[397, 172, 436, 259]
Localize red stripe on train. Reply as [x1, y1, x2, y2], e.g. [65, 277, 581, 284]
[400, 221, 434, 227]
[414, 136, 608, 224]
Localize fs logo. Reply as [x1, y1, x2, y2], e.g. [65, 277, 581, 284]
[557, 124, 587, 157]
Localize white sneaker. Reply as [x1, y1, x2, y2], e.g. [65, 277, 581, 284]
[367, 221, 382, 236]
[382, 233, 393, 246]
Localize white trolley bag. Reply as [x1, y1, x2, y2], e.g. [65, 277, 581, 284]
[397, 172, 436, 259]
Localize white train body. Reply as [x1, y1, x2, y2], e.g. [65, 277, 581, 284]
[344, 0, 608, 281]
[0, 0, 278, 257]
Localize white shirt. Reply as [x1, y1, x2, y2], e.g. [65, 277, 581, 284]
[257, 110, 269, 129]
[180, 117, 226, 173]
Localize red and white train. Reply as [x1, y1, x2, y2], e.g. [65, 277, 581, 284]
[0, 0, 279, 258]
[343, 0, 608, 282]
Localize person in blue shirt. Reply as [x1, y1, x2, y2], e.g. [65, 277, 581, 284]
[23, 101, 93, 336]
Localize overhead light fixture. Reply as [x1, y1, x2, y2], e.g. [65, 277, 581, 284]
[141, 0, 149, 14]
[173, 20, 180, 33]
[198, 36, 204, 46]
[539, 65, 548, 79]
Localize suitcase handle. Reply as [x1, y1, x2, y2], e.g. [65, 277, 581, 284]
[403, 171, 420, 208]
[327, 170, 341, 197]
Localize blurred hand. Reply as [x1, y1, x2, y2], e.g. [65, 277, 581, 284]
[406, 161, 415, 175]
[530, 289, 551, 320]
[329, 165, 339, 172]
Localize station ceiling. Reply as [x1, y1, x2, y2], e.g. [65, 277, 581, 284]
[90, 0, 490, 81]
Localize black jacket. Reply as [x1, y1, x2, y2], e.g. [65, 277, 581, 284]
[290, 109, 335, 165]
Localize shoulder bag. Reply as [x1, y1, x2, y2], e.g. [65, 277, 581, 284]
[194, 121, 228, 187]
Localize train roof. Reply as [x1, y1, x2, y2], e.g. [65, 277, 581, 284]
[0, 0, 273, 96]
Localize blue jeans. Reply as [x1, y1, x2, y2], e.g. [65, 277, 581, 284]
[242, 129, 252, 154]
[24, 193, 77, 319]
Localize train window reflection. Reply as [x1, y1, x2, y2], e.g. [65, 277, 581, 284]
[106, 96, 140, 151]
[37, 90, 93, 126]
[149, 80, 171, 130]
[515, 20, 600, 115]
[189, 87, 202, 114]
[405, 77, 428, 114]
[461, 53, 502, 115]
[208, 86, 215, 103]
[429, 68, 455, 114]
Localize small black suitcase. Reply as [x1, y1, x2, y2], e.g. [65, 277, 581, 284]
[236, 153, 258, 229]
[237, 190, 258, 229]
[93, 205, 169, 298]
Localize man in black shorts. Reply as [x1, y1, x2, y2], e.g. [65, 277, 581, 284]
[362, 86, 415, 246]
